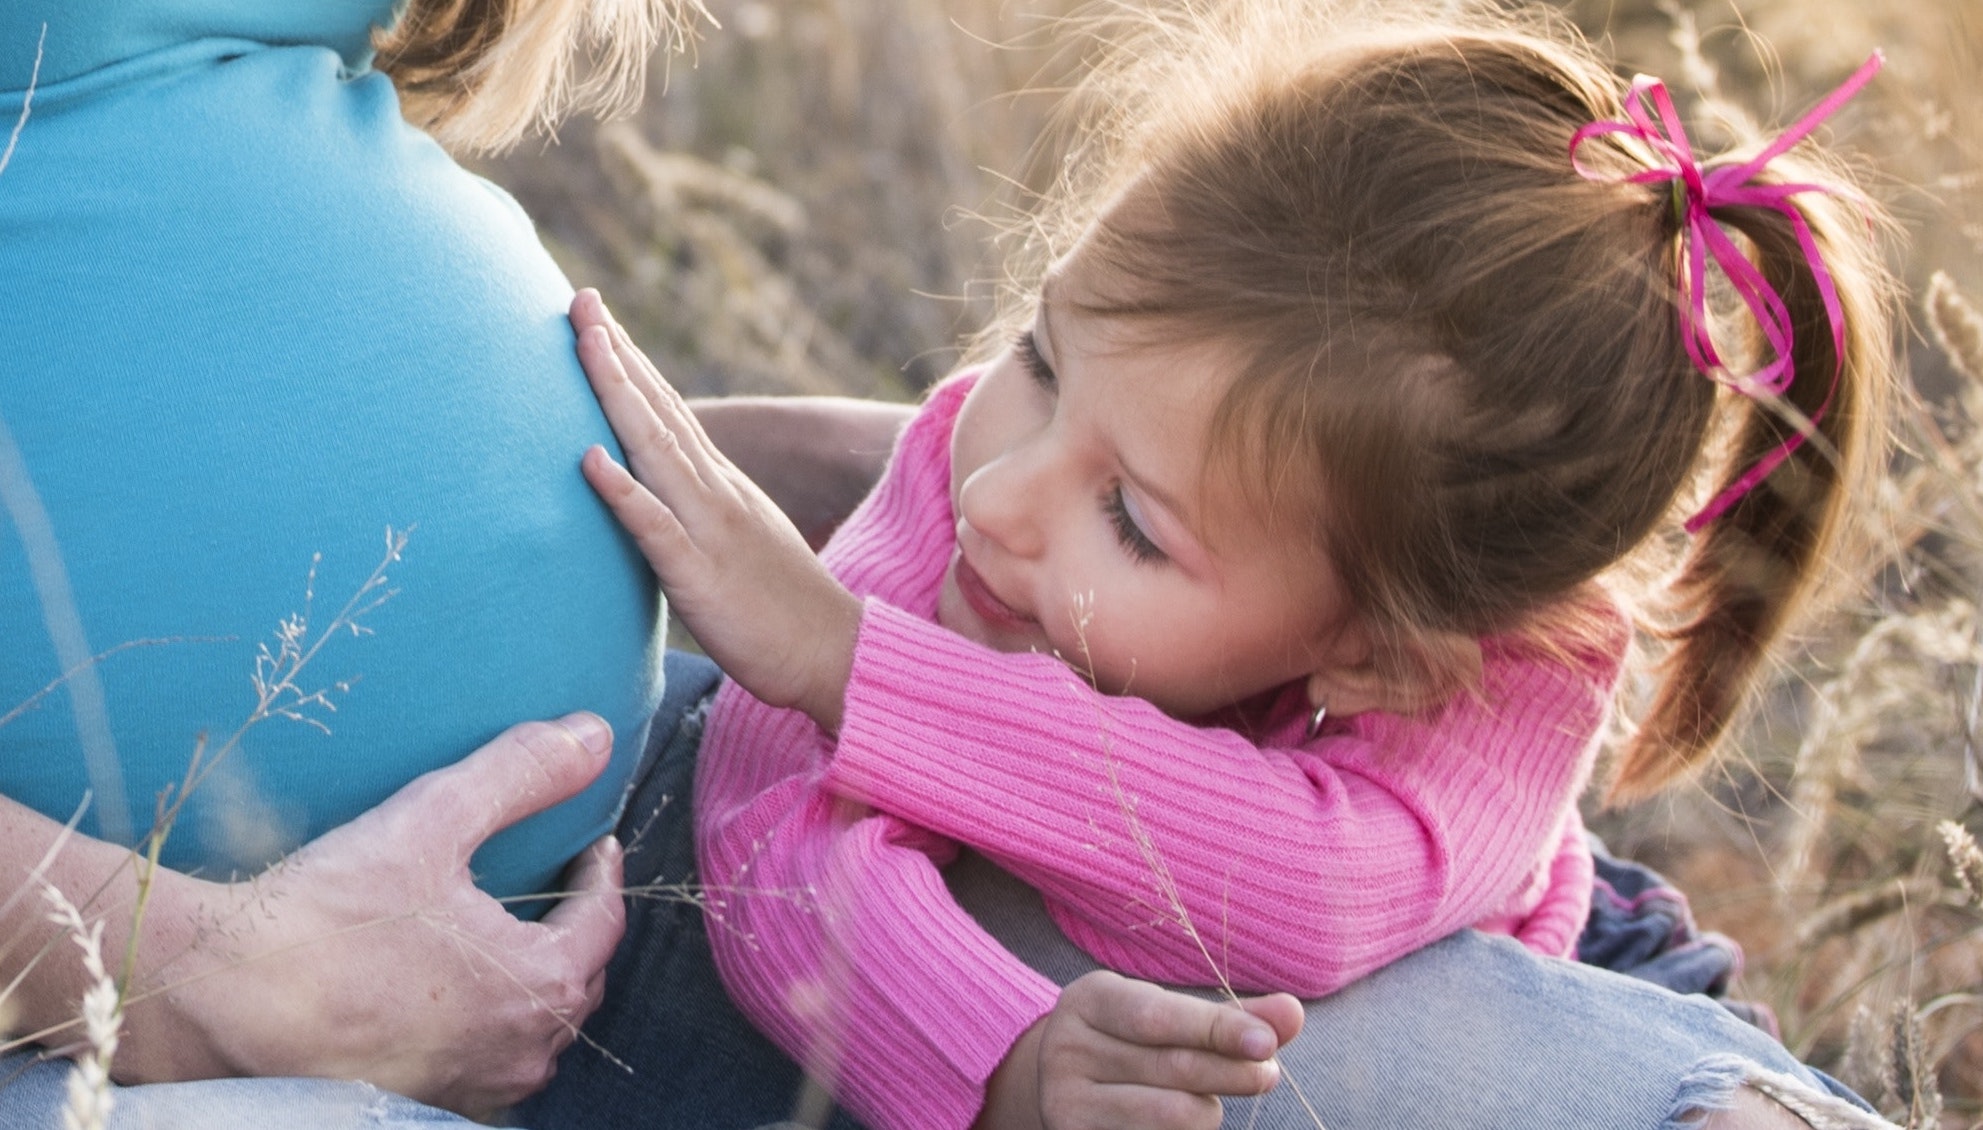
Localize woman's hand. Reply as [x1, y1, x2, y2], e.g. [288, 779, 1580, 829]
[572, 289, 863, 732]
[977, 971, 1303, 1130]
[109, 714, 627, 1117]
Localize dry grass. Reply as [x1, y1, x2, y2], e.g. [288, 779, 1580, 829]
[482, 0, 1983, 1123]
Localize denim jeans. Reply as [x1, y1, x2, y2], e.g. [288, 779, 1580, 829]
[0, 653, 1892, 1129]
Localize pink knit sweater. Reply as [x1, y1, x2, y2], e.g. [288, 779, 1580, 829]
[695, 372, 1623, 1130]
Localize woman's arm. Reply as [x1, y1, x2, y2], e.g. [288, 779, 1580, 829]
[0, 715, 626, 1118]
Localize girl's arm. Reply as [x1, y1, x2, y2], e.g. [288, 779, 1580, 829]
[0, 717, 625, 1119]
[819, 604, 1610, 995]
[693, 681, 1295, 1130]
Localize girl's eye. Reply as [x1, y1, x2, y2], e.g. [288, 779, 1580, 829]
[1013, 330, 1057, 391]
[1105, 485, 1167, 564]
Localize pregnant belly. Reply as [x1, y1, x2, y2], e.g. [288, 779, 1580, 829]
[0, 39, 665, 902]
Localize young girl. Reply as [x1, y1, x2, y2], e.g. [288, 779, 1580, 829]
[574, 3, 1898, 1127]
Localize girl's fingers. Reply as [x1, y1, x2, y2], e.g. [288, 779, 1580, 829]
[578, 299, 722, 477]
[1086, 1034, 1281, 1097]
[1053, 972, 1284, 1098]
[578, 326, 710, 500]
[570, 288, 611, 333]
[1238, 993, 1304, 1049]
[604, 318, 729, 484]
[1067, 972, 1281, 1063]
[1070, 1084, 1224, 1130]
[581, 446, 699, 579]
[573, 290, 730, 492]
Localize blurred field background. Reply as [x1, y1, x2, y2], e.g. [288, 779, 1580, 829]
[481, 0, 1983, 1123]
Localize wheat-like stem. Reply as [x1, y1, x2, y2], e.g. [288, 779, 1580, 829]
[38, 885, 120, 1130]
[1928, 272, 1983, 386]
[113, 527, 409, 1001]
[0, 22, 41, 179]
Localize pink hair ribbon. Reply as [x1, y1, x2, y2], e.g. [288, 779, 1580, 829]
[1569, 51, 1882, 532]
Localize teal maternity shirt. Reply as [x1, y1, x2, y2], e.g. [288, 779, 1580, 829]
[0, 2, 666, 902]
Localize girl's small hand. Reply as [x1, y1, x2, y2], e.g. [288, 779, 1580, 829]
[571, 290, 863, 732]
[978, 971, 1301, 1130]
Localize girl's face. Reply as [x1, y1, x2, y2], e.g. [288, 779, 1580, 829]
[939, 257, 1364, 719]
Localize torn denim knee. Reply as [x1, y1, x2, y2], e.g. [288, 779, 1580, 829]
[1663, 1055, 1899, 1130]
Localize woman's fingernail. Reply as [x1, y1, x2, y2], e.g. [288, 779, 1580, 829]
[563, 712, 612, 756]
[1240, 1026, 1275, 1060]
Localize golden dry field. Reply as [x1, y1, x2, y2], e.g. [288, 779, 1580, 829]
[485, 1, 1983, 1122]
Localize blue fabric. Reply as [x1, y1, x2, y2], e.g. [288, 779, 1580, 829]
[943, 851, 1880, 1128]
[0, 2, 393, 89]
[0, 1052, 471, 1129]
[1581, 836, 1780, 1036]
[0, 3, 665, 902]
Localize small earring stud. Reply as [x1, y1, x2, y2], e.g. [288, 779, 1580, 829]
[1305, 701, 1329, 741]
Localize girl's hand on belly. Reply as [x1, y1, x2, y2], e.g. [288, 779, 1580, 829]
[115, 714, 627, 1117]
[574, 289, 863, 734]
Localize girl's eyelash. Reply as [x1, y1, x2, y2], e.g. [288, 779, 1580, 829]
[1013, 329, 1057, 390]
[1105, 486, 1167, 564]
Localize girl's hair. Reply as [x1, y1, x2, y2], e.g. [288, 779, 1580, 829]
[372, 0, 707, 153]
[1005, 0, 1898, 801]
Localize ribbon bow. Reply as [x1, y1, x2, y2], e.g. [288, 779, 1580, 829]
[1569, 52, 1882, 531]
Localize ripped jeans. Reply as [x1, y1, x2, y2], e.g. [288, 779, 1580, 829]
[0, 652, 1893, 1129]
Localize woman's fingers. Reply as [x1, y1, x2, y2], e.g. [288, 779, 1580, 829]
[387, 713, 615, 860]
[540, 834, 627, 991]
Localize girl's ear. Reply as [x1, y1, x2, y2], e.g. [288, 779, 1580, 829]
[1305, 630, 1482, 719]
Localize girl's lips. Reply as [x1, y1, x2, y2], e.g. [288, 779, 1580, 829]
[953, 553, 1031, 628]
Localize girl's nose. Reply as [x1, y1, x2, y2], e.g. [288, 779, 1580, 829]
[957, 446, 1051, 560]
